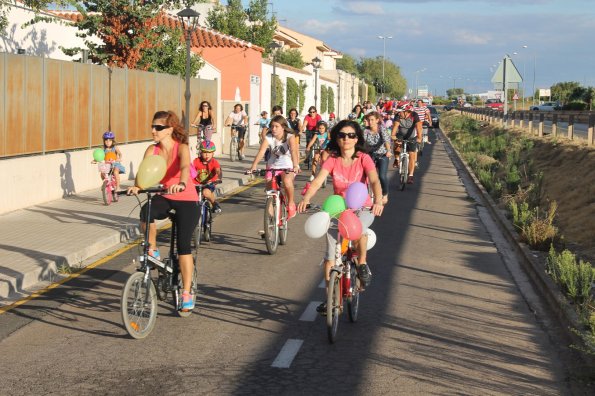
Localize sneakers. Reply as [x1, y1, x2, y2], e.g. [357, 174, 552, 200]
[181, 290, 195, 311]
[316, 302, 327, 316]
[309, 174, 315, 182]
[356, 263, 372, 287]
[407, 175, 414, 184]
[287, 203, 297, 220]
[213, 202, 222, 213]
[148, 248, 160, 260]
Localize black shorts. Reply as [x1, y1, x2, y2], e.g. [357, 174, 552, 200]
[233, 125, 246, 140]
[140, 195, 199, 256]
[395, 134, 418, 152]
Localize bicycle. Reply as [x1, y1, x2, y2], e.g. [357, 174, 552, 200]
[193, 180, 222, 247]
[246, 168, 293, 255]
[314, 212, 362, 344]
[394, 139, 411, 191]
[98, 161, 118, 205]
[230, 125, 243, 162]
[119, 187, 200, 339]
[191, 124, 214, 151]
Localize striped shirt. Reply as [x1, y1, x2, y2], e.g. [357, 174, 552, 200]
[414, 106, 430, 124]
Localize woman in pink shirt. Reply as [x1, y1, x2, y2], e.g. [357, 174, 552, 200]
[298, 120, 384, 311]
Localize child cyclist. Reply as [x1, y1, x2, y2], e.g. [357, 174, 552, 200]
[101, 131, 125, 190]
[297, 119, 384, 313]
[192, 141, 223, 213]
[305, 120, 330, 182]
[248, 115, 300, 219]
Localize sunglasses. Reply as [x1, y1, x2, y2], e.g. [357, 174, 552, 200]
[309, 111, 316, 114]
[337, 132, 358, 140]
[151, 124, 169, 131]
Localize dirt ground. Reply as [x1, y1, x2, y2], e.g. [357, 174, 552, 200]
[530, 137, 595, 260]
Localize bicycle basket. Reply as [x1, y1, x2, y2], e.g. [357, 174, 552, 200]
[98, 162, 112, 173]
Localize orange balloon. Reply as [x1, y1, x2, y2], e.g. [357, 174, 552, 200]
[105, 152, 117, 161]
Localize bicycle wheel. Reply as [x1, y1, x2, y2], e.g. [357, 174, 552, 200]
[101, 180, 112, 205]
[194, 207, 203, 248]
[230, 137, 238, 162]
[177, 264, 199, 318]
[400, 155, 408, 191]
[203, 208, 211, 242]
[347, 262, 360, 323]
[121, 271, 157, 339]
[278, 202, 288, 245]
[263, 196, 279, 254]
[326, 270, 341, 343]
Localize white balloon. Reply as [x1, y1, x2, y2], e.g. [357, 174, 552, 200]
[304, 211, 331, 239]
[365, 229, 377, 250]
[359, 211, 375, 231]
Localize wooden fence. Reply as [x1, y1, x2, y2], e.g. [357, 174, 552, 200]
[0, 52, 217, 157]
[459, 107, 595, 145]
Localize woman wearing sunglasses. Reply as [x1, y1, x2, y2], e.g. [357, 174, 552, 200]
[127, 111, 199, 311]
[298, 120, 384, 304]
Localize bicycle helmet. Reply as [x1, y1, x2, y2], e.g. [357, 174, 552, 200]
[200, 140, 216, 152]
[396, 103, 413, 112]
[102, 131, 115, 140]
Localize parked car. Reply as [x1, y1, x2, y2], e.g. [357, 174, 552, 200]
[530, 101, 561, 111]
[444, 101, 458, 111]
[485, 98, 504, 111]
[428, 106, 439, 128]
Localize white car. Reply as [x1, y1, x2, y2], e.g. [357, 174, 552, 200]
[531, 102, 561, 111]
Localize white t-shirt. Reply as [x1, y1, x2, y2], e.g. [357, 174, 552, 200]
[265, 133, 294, 169]
[229, 110, 247, 126]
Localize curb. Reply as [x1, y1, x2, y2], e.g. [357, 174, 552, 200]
[438, 128, 592, 356]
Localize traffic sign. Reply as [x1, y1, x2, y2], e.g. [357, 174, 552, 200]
[512, 93, 519, 100]
[491, 56, 523, 84]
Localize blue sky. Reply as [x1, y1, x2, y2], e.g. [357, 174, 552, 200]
[263, 0, 595, 96]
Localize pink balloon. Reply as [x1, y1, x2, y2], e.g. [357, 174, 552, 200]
[345, 182, 369, 209]
[338, 210, 362, 241]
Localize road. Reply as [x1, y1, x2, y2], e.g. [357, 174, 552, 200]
[0, 133, 578, 395]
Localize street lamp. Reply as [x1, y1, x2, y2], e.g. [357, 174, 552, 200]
[312, 56, 321, 109]
[269, 41, 282, 108]
[177, 6, 200, 133]
[415, 68, 426, 99]
[377, 35, 392, 99]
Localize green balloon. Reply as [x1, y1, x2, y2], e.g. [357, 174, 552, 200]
[322, 194, 346, 218]
[93, 148, 105, 162]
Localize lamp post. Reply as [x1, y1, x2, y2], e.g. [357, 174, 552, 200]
[312, 56, 321, 109]
[377, 35, 392, 99]
[415, 68, 426, 99]
[351, 74, 355, 110]
[177, 6, 200, 133]
[269, 41, 282, 108]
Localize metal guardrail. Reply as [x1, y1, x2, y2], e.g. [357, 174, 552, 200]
[454, 107, 595, 145]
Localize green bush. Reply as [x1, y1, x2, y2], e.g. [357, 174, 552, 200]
[547, 246, 594, 305]
[563, 101, 587, 111]
[320, 85, 328, 114]
[286, 77, 298, 115]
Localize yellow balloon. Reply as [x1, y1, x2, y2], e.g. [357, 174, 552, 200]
[136, 155, 167, 188]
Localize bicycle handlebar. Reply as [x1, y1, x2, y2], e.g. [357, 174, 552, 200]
[245, 168, 295, 176]
[116, 185, 167, 196]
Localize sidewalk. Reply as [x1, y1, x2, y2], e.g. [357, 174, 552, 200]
[0, 146, 260, 302]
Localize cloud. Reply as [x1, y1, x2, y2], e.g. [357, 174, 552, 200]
[451, 30, 492, 45]
[332, 2, 385, 15]
[302, 19, 349, 35]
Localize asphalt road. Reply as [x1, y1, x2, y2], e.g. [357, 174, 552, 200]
[0, 132, 579, 395]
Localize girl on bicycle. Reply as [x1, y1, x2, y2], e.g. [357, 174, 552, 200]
[363, 111, 392, 204]
[192, 141, 222, 213]
[127, 111, 199, 311]
[249, 115, 300, 219]
[305, 120, 330, 182]
[101, 131, 125, 191]
[298, 120, 384, 303]
[224, 104, 248, 160]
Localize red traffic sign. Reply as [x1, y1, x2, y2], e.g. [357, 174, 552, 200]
[512, 93, 519, 100]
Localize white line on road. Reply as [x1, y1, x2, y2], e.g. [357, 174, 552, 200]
[271, 339, 304, 368]
[299, 301, 323, 321]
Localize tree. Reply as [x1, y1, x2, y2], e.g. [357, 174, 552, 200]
[446, 88, 465, 99]
[320, 85, 328, 113]
[286, 77, 299, 114]
[550, 81, 581, 104]
[271, 74, 284, 108]
[276, 49, 304, 69]
[358, 56, 406, 99]
[336, 54, 358, 75]
[207, 0, 276, 51]
[327, 87, 335, 113]
[298, 81, 307, 113]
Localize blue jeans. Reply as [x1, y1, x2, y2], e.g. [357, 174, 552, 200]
[373, 155, 389, 196]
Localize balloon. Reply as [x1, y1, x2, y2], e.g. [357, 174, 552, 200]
[345, 182, 368, 209]
[359, 210, 375, 231]
[338, 210, 362, 241]
[365, 229, 377, 250]
[304, 211, 331, 239]
[93, 148, 105, 162]
[136, 155, 167, 188]
[322, 195, 346, 218]
[104, 152, 117, 162]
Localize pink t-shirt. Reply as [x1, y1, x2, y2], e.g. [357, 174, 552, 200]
[322, 152, 375, 207]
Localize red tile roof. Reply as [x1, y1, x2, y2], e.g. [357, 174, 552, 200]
[50, 10, 264, 53]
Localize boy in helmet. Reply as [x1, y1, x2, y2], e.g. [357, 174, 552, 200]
[192, 141, 223, 213]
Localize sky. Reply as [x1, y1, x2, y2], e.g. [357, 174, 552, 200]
[261, 0, 595, 97]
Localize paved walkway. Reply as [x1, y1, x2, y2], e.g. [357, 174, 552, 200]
[0, 147, 260, 302]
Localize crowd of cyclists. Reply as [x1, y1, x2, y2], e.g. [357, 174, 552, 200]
[116, 96, 433, 313]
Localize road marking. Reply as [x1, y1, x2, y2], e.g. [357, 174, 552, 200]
[318, 279, 325, 288]
[299, 301, 323, 321]
[271, 339, 304, 368]
[0, 178, 264, 315]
